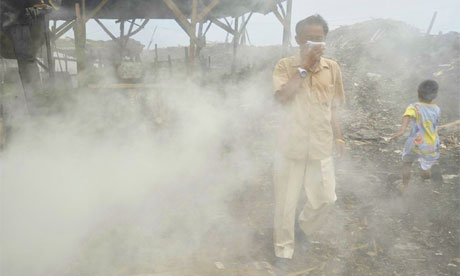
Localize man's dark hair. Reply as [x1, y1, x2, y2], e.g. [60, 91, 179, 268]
[418, 80, 439, 102]
[295, 14, 329, 36]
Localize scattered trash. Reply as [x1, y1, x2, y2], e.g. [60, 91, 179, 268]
[443, 174, 458, 180]
[214, 262, 225, 270]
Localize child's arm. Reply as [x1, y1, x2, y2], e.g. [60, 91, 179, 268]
[391, 116, 411, 140]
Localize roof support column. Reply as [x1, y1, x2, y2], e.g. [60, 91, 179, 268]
[163, 0, 219, 75]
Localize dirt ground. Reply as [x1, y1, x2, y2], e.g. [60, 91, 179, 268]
[1, 19, 459, 276]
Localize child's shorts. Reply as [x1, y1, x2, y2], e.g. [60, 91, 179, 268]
[402, 154, 436, 171]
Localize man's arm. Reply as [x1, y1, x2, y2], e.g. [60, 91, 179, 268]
[273, 46, 323, 103]
[274, 73, 303, 103]
[331, 106, 345, 157]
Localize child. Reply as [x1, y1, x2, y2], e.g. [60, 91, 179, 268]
[391, 80, 440, 194]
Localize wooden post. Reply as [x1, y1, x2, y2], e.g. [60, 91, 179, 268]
[184, 47, 189, 74]
[82, 0, 86, 22]
[240, 14, 246, 45]
[74, 2, 87, 77]
[426, 11, 437, 35]
[196, 21, 204, 56]
[64, 54, 68, 72]
[168, 55, 172, 76]
[163, 0, 220, 75]
[154, 44, 159, 63]
[120, 19, 125, 59]
[189, 0, 198, 72]
[231, 17, 239, 73]
[44, 17, 55, 81]
[282, 0, 292, 56]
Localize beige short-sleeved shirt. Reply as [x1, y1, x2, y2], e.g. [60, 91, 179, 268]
[273, 55, 345, 160]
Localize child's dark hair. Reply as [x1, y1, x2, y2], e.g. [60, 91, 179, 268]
[295, 14, 329, 36]
[418, 80, 439, 102]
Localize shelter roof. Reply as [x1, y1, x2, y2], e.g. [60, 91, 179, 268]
[51, 0, 284, 20]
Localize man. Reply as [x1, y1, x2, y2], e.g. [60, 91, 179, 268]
[272, 14, 345, 260]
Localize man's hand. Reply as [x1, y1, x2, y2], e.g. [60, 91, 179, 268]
[300, 45, 323, 70]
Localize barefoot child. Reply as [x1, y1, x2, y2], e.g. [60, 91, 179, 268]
[391, 80, 440, 193]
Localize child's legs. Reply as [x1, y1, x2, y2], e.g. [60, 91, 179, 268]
[402, 161, 412, 186]
[420, 169, 432, 179]
[402, 154, 417, 187]
[418, 158, 435, 180]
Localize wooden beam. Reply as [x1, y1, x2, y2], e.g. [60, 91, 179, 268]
[54, 20, 73, 35]
[44, 16, 55, 85]
[190, 0, 198, 66]
[203, 21, 213, 37]
[209, 17, 235, 35]
[94, 18, 117, 41]
[126, 19, 149, 37]
[276, 1, 286, 18]
[272, 6, 289, 30]
[86, 0, 109, 22]
[173, 19, 199, 46]
[224, 17, 233, 29]
[162, 0, 192, 37]
[232, 16, 239, 73]
[191, 0, 198, 26]
[54, 20, 76, 40]
[282, 0, 292, 56]
[238, 12, 253, 36]
[74, 2, 87, 75]
[120, 19, 125, 45]
[126, 19, 136, 38]
[54, 0, 108, 40]
[426, 11, 437, 35]
[82, 0, 86, 22]
[196, 0, 220, 22]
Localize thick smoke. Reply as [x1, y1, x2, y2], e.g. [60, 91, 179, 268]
[0, 65, 279, 275]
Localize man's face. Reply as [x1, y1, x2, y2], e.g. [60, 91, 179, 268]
[296, 24, 325, 52]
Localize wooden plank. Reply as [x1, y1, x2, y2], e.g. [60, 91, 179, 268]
[282, 0, 292, 56]
[174, 19, 197, 43]
[209, 17, 235, 35]
[162, 0, 192, 37]
[272, 6, 288, 29]
[203, 21, 212, 36]
[224, 17, 232, 29]
[231, 16, 239, 73]
[126, 19, 136, 38]
[74, 2, 87, 74]
[196, 0, 220, 22]
[82, 0, 86, 22]
[54, 20, 76, 40]
[238, 12, 253, 36]
[426, 11, 437, 35]
[191, 0, 198, 26]
[54, 20, 73, 35]
[126, 19, 150, 37]
[94, 18, 117, 40]
[190, 0, 198, 66]
[273, 0, 286, 18]
[86, 0, 109, 22]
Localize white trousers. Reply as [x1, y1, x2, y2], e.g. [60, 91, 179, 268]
[273, 154, 337, 259]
